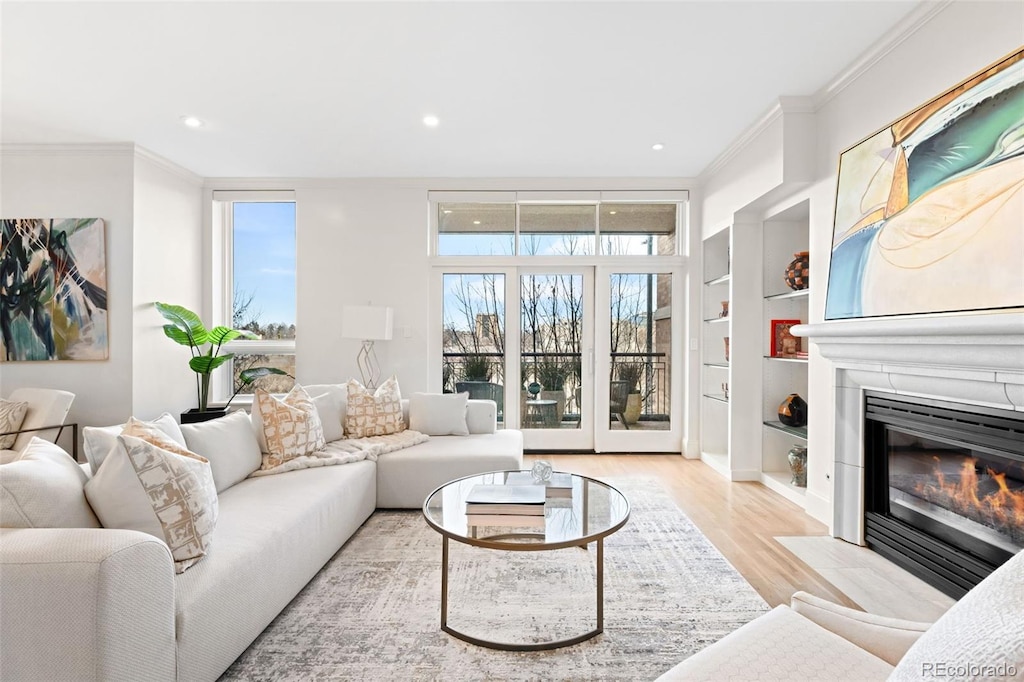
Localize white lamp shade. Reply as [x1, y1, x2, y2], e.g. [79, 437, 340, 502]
[342, 306, 394, 341]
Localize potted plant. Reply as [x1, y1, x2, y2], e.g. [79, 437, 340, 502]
[461, 354, 492, 382]
[156, 302, 287, 423]
[616, 362, 645, 425]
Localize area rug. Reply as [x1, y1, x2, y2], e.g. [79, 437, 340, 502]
[221, 477, 769, 681]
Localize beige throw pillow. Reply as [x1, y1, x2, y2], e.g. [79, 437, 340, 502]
[0, 399, 29, 450]
[345, 376, 405, 438]
[85, 433, 218, 574]
[83, 412, 186, 475]
[255, 385, 326, 469]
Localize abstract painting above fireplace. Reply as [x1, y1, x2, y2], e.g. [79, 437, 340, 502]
[825, 47, 1024, 320]
[863, 392, 1023, 598]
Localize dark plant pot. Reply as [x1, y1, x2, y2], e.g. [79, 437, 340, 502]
[181, 408, 229, 424]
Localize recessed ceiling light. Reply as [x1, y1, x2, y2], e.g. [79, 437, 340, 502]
[473, 220, 481, 225]
[609, 210, 617, 215]
[181, 116, 204, 128]
[443, 210, 452, 214]
[651, 143, 664, 151]
[423, 115, 440, 127]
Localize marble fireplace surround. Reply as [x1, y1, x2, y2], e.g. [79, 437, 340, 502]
[793, 314, 1024, 545]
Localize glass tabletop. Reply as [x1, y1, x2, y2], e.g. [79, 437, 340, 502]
[422, 471, 630, 550]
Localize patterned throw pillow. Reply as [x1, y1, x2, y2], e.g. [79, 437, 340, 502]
[345, 376, 405, 438]
[0, 400, 29, 450]
[255, 385, 326, 469]
[84, 433, 218, 573]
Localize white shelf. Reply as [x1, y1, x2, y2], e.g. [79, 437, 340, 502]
[764, 289, 809, 301]
[760, 471, 807, 507]
[703, 393, 729, 404]
[764, 356, 808, 364]
[703, 317, 730, 324]
[703, 362, 729, 369]
[704, 273, 731, 286]
[763, 420, 807, 439]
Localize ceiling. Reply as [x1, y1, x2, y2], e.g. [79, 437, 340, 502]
[1, 1, 921, 179]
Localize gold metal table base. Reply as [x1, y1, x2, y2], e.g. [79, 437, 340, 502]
[440, 535, 605, 651]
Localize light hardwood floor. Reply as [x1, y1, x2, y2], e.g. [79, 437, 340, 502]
[525, 453, 863, 609]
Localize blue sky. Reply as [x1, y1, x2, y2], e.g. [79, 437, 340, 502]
[233, 202, 296, 326]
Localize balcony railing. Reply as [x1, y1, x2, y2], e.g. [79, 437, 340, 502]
[442, 350, 670, 422]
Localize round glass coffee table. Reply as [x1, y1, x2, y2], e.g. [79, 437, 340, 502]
[422, 470, 630, 651]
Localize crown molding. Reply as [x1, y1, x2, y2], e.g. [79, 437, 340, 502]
[0, 142, 136, 156]
[698, 100, 785, 181]
[134, 146, 203, 186]
[812, 0, 953, 109]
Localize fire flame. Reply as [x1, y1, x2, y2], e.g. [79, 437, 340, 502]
[918, 457, 1024, 530]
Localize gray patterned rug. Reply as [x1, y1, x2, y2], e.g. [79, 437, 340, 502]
[221, 477, 769, 681]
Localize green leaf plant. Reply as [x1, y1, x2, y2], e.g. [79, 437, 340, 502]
[155, 301, 267, 412]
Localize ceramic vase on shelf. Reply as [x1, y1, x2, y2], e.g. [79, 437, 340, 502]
[724, 337, 730, 362]
[787, 445, 808, 487]
[778, 393, 807, 427]
[784, 251, 809, 291]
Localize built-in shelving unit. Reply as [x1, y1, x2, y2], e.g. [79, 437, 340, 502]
[760, 199, 810, 506]
[700, 227, 731, 468]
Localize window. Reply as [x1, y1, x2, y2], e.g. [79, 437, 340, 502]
[431, 191, 686, 256]
[213, 191, 297, 399]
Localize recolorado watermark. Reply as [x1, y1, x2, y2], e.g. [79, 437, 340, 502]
[922, 662, 1017, 678]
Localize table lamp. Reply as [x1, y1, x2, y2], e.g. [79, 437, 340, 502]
[342, 305, 393, 388]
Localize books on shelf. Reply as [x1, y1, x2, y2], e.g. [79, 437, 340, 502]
[465, 484, 546, 515]
[466, 514, 545, 528]
[504, 471, 573, 497]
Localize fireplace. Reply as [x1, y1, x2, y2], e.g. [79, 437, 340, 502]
[864, 392, 1024, 598]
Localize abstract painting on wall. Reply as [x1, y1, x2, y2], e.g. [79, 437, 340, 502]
[825, 47, 1024, 320]
[0, 218, 108, 361]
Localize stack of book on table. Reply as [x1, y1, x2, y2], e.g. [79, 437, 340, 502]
[465, 484, 545, 527]
[504, 471, 573, 497]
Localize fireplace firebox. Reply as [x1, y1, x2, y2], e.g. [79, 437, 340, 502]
[864, 392, 1024, 598]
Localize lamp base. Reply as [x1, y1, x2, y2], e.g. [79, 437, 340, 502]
[356, 340, 381, 388]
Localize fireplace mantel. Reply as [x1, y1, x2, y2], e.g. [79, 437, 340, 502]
[790, 312, 1024, 546]
[793, 314, 1024, 410]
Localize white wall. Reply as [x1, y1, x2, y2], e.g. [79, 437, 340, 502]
[132, 153, 204, 418]
[697, 0, 1024, 524]
[294, 183, 431, 391]
[0, 145, 205, 435]
[0, 146, 136, 429]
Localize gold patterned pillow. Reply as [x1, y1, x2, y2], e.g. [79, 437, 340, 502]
[345, 376, 405, 438]
[0, 400, 29, 450]
[255, 385, 326, 469]
[84, 433, 218, 574]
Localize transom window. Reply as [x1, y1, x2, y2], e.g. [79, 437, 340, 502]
[432, 191, 685, 257]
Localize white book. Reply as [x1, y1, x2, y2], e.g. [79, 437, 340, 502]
[466, 514, 545, 528]
[466, 484, 545, 505]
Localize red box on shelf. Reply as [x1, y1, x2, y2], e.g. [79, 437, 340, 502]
[770, 319, 802, 357]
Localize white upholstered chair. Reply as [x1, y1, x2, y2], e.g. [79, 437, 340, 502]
[0, 388, 76, 464]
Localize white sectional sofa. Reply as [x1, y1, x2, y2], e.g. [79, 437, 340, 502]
[656, 546, 1024, 681]
[0, 398, 521, 682]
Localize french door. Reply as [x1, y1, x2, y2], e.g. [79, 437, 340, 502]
[435, 264, 682, 453]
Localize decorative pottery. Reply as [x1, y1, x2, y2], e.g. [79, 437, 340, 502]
[531, 460, 553, 483]
[624, 393, 642, 425]
[787, 445, 808, 487]
[784, 251, 809, 290]
[724, 337, 730, 362]
[720, 300, 729, 318]
[527, 382, 542, 399]
[778, 393, 807, 427]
